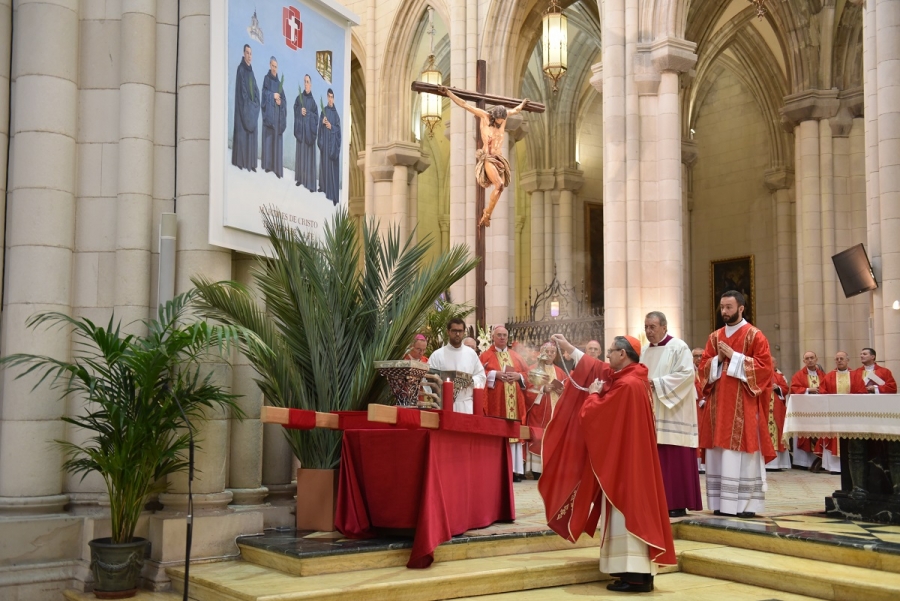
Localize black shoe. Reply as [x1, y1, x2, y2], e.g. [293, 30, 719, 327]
[669, 509, 687, 518]
[606, 579, 653, 593]
[713, 510, 722, 516]
[810, 457, 823, 473]
[531, 471, 541, 480]
[737, 511, 756, 518]
[512, 473, 523, 482]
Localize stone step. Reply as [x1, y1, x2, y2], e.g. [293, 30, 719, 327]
[167, 546, 610, 601]
[674, 520, 900, 574]
[238, 530, 600, 576]
[679, 544, 900, 601]
[453, 572, 822, 600]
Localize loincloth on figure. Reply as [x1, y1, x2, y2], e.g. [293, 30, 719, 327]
[475, 149, 511, 189]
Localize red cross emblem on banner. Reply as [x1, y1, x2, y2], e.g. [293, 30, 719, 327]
[283, 6, 302, 50]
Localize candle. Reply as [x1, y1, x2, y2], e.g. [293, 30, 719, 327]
[442, 380, 454, 411]
[473, 387, 485, 416]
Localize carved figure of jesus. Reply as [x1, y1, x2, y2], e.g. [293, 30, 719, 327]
[439, 86, 528, 227]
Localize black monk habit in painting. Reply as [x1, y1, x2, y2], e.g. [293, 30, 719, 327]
[232, 44, 260, 171]
[293, 74, 319, 190]
[261, 56, 287, 178]
[318, 88, 342, 205]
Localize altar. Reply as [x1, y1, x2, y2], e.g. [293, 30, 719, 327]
[784, 394, 900, 524]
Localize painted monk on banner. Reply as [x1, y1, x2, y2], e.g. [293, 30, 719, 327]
[480, 326, 530, 481]
[539, 334, 674, 594]
[698, 289, 775, 518]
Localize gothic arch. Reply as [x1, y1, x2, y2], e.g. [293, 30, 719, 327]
[378, 0, 452, 144]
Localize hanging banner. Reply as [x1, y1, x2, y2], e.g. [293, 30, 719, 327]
[210, 0, 360, 253]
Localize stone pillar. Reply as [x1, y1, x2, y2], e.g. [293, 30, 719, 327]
[849, 116, 870, 355]
[410, 154, 431, 243]
[439, 216, 450, 254]
[161, 1, 233, 513]
[819, 118, 839, 360]
[651, 39, 697, 338]
[228, 255, 267, 507]
[544, 191, 555, 285]
[369, 146, 395, 236]
[765, 169, 798, 372]
[0, 0, 10, 309]
[863, 0, 883, 353]
[385, 142, 421, 241]
[364, 0, 375, 218]
[529, 190, 544, 296]
[0, 0, 79, 515]
[449, 0, 468, 306]
[875, 0, 900, 373]
[782, 90, 840, 358]
[115, 0, 156, 331]
[556, 169, 584, 289]
[682, 140, 698, 345]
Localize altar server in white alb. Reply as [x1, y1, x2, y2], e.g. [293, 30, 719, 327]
[641, 311, 702, 517]
[427, 318, 486, 413]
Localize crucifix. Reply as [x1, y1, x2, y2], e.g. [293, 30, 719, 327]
[412, 60, 545, 328]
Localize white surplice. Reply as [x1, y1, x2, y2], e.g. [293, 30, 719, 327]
[427, 343, 486, 413]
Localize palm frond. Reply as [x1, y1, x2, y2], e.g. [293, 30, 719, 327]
[192, 206, 477, 468]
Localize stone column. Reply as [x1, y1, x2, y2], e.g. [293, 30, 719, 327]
[449, 0, 468, 306]
[521, 169, 554, 295]
[0, 0, 79, 515]
[385, 142, 421, 241]
[0, 0, 10, 309]
[651, 38, 697, 338]
[849, 116, 870, 354]
[765, 169, 798, 371]
[556, 169, 584, 289]
[369, 146, 396, 237]
[863, 0, 883, 352]
[115, 0, 156, 331]
[545, 191, 555, 285]
[819, 118, 839, 360]
[682, 140, 698, 345]
[228, 255, 267, 507]
[875, 0, 900, 373]
[782, 90, 840, 358]
[439, 216, 450, 253]
[161, 1, 233, 513]
[409, 154, 431, 243]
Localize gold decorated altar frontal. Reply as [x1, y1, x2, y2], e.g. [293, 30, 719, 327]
[784, 393, 900, 442]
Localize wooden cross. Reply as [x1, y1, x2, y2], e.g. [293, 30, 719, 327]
[412, 60, 545, 328]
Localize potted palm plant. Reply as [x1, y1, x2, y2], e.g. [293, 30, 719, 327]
[0, 292, 250, 598]
[192, 206, 477, 530]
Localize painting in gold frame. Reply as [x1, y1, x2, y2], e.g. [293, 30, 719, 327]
[710, 255, 755, 331]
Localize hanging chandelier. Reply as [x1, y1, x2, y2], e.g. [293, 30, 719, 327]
[420, 8, 442, 138]
[542, 0, 568, 93]
[748, 0, 767, 19]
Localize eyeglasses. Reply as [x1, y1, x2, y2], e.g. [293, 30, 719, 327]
[606, 348, 623, 355]
[448, 328, 466, 334]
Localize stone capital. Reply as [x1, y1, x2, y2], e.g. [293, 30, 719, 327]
[589, 62, 603, 95]
[764, 168, 795, 192]
[681, 140, 699, 167]
[556, 168, 584, 192]
[780, 89, 840, 127]
[634, 45, 661, 96]
[438, 215, 450, 232]
[414, 152, 432, 174]
[370, 165, 395, 183]
[379, 141, 422, 167]
[650, 36, 698, 74]
[519, 169, 556, 193]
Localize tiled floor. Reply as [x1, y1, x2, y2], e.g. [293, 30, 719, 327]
[239, 467, 846, 560]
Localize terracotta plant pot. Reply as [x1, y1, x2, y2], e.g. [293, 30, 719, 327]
[88, 537, 150, 599]
[296, 468, 339, 532]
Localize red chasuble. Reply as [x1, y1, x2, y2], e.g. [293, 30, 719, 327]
[769, 370, 790, 453]
[481, 347, 530, 427]
[789, 367, 826, 453]
[695, 373, 708, 460]
[854, 364, 898, 394]
[698, 323, 776, 463]
[539, 360, 676, 566]
[817, 369, 864, 457]
[524, 364, 567, 456]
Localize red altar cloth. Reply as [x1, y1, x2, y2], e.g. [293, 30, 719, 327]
[335, 427, 515, 569]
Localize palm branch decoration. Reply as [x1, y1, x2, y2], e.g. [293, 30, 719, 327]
[0, 291, 252, 544]
[192, 206, 478, 469]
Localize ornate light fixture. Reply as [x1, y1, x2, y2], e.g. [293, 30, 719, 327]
[542, 0, 568, 93]
[420, 8, 442, 138]
[748, 0, 767, 19]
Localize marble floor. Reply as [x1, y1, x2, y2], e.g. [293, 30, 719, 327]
[238, 467, 848, 562]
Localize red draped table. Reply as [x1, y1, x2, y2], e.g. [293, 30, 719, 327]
[334, 411, 517, 568]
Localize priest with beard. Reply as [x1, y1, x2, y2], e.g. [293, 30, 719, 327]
[318, 89, 342, 205]
[539, 333, 674, 593]
[231, 44, 260, 171]
[293, 74, 318, 190]
[697, 290, 775, 518]
[261, 56, 287, 177]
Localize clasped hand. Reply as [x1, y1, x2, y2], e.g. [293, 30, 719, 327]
[717, 342, 734, 361]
